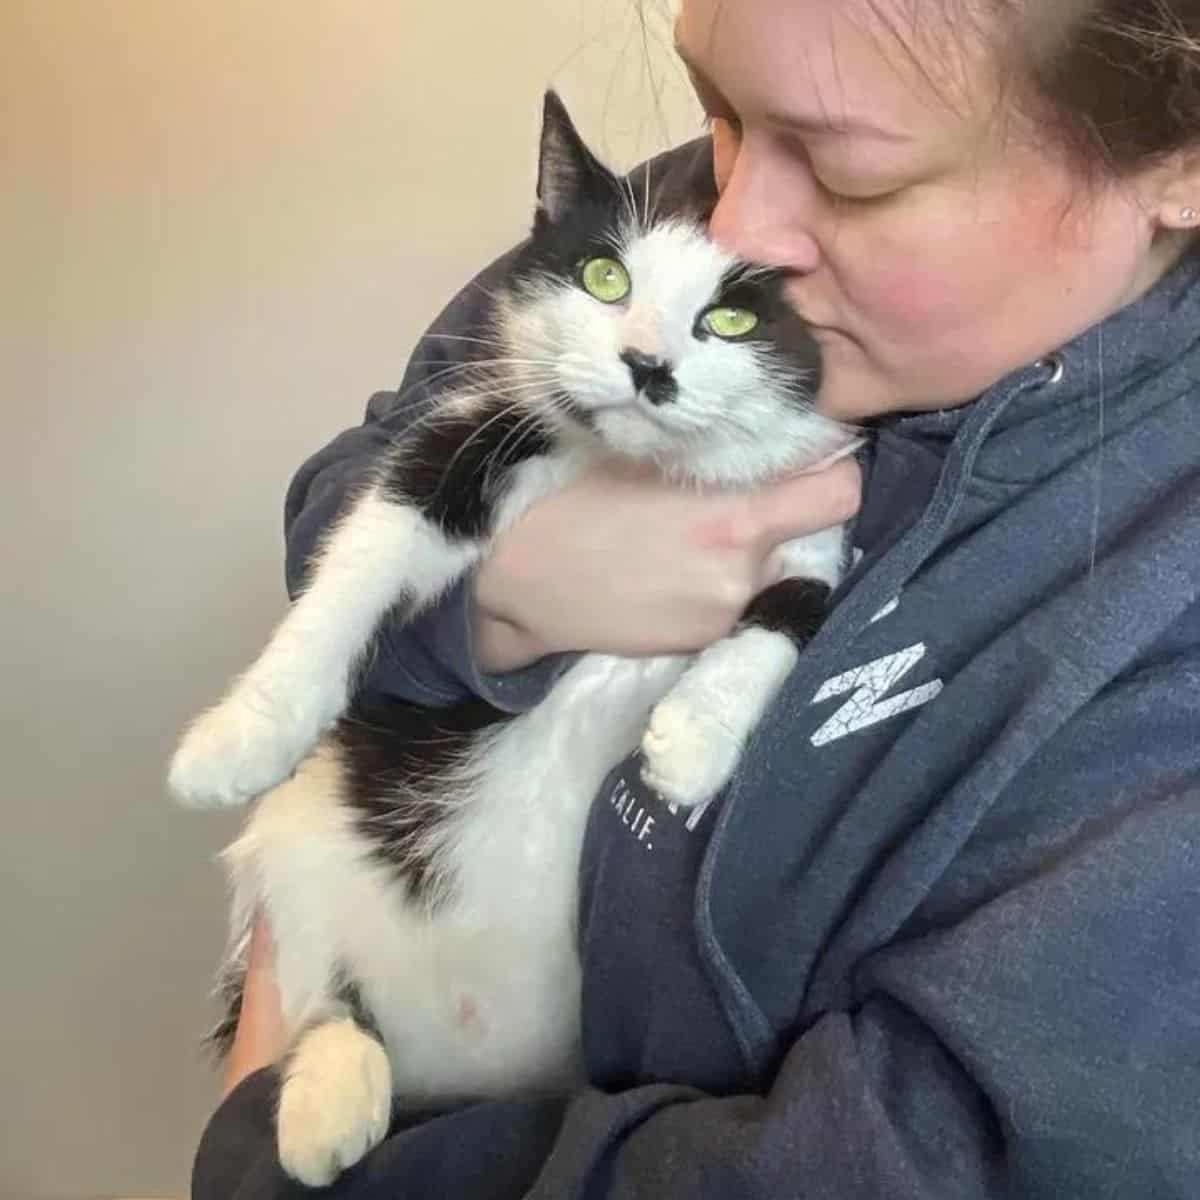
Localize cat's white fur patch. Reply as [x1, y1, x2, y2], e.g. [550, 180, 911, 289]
[770, 523, 847, 591]
[642, 626, 799, 810]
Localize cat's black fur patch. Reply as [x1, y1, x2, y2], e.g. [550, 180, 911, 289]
[206, 967, 245, 1062]
[333, 966, 384, 1045]
[519, 99, 639, 311]
[206, 957, 386, 1064]
[517, 216, 630, 308]
[700, 267, 825, 397]
[620, 349, 678, 407]
[378, 402, 553, 540]
[335, 693, 513, 905]
[741, 578, 831, 644]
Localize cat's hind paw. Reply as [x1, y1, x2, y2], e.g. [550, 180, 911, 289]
[277, 1019, 393, 1188]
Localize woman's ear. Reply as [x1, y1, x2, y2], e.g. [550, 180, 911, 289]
[1144, 145, 1200, 232]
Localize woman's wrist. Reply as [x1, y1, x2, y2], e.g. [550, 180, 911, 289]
[222, 918, 284, 1100]
[472, 605, 550, 673]
[471, 545, 556, 672]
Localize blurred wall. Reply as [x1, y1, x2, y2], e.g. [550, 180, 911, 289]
[0, 2, 698, 1195]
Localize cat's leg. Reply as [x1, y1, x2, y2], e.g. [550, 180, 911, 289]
[168, 489, 478, 808]
[640, 526, 845, 811]
[210, 749, 393, 1185]
[276, 985, 393, 1189]
[640, 579, 828, 811]
[201, 891, 393, 1185]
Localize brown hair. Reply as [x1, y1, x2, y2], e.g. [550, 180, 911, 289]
[667, 0, 1200, 178]
[1005, 0, 1200, 177]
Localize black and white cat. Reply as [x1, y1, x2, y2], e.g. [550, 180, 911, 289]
[169, 92, 857, 1187]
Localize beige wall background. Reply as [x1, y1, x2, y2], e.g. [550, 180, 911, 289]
[1, 3, 698, 1196]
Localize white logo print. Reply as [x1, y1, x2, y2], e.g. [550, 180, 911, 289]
[810, 644, 944, 747]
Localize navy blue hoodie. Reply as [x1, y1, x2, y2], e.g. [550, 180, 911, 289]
[194, 141, 1200, 1199]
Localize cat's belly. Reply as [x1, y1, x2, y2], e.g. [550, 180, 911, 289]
[444, 652, 688, 925]
[375, 652, 688, 1099]
[232, 652, 687, 1106]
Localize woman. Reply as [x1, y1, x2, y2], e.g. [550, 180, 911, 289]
[196, 1, 1200, 1195]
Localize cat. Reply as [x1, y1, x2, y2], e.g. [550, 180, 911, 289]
[168, 91, 858, 1187]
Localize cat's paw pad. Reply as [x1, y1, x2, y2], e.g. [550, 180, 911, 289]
[640, 694, 742, 810]
[167, 693, 316, 809]
[277, 1021, 393, 1189]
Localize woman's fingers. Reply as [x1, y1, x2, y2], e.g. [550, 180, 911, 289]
[221, 915, 285, 1099]
[749, 457, 863, 550]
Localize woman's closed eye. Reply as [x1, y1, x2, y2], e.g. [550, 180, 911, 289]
[704, 111, 903, 204]
[811, 170, 904, 204]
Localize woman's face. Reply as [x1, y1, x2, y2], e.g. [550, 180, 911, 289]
[677, 0, 1175, 420]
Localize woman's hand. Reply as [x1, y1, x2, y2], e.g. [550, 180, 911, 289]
[221, 916, 284, 1099]
[473, 456, 861, 671]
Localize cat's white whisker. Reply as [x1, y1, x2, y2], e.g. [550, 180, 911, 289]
[433, 395, 553, 487]
[483, 407, 561, 493]
[642, 152, 653, 231]
[465, 278, 508, 306]
[620, 173, 641, 232]
[408, 355, 561, 371]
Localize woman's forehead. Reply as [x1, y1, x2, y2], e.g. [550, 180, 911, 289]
[675, 0, 991, 138]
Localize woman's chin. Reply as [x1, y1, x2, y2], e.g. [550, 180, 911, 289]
[809, 331, 886, 421]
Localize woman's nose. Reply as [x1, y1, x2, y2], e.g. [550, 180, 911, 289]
[708, 144, 821, 273]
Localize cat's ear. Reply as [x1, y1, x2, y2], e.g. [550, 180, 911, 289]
[536, 90, 621, 226]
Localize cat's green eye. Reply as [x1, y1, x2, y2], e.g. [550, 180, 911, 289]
[580, 257, 631, 304]
[702, 306, 760, 339]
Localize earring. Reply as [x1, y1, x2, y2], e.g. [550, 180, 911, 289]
[1182, 207, 1199, 223]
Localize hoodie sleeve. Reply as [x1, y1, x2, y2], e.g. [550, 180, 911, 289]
[281, 245, 574, 714]
[192, 1005, 996, 1200]
[192, 637, 1200, 1200]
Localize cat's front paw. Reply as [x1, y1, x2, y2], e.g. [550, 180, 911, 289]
[277, 1020, 393, 1189]
[167, 692, 318, 809]
[640, 692, 742, 811]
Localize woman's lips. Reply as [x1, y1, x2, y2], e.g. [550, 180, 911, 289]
[807, 321, 850, 345]
[784, 281, 844, 336]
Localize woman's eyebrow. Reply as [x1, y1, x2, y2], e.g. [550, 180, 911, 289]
[674, 34, 912, 143]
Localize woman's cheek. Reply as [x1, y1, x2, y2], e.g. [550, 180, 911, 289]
[842, 187, 1046, 344]
[855, 266, 985, 342]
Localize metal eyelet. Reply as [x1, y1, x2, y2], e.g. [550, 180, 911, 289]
[1036, 354, 1066, 385]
